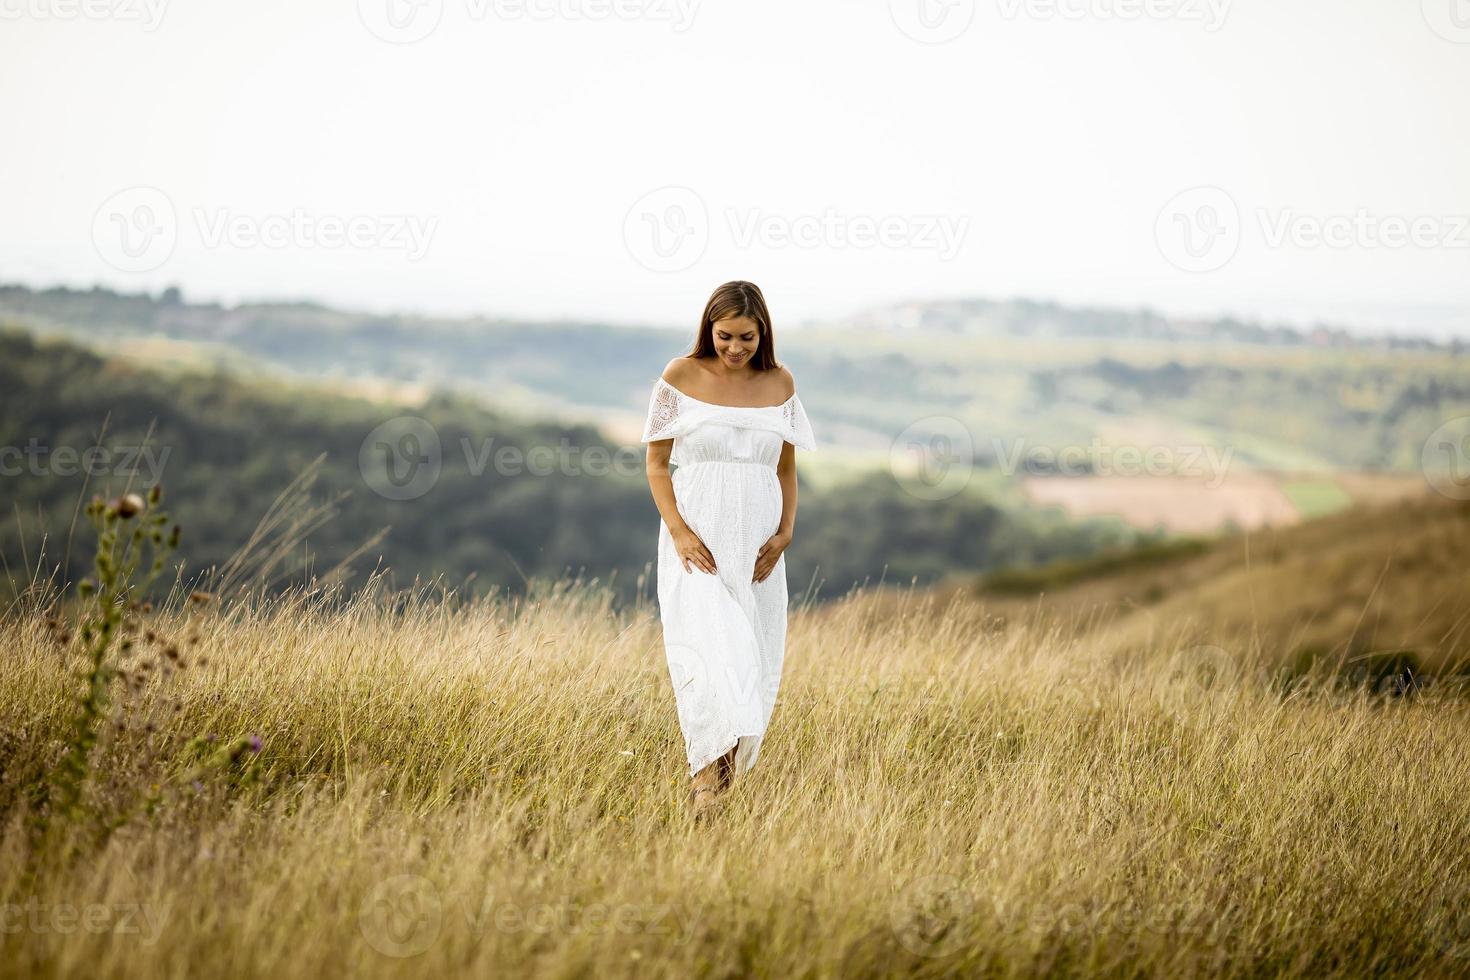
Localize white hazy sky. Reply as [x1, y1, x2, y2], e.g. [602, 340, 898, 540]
[2, 0, 1469, 338]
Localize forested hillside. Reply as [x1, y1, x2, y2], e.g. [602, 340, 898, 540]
[0, 328, 1133, 600]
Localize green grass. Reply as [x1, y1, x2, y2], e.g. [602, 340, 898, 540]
[979, 536, 1212, 595]
[1280, 478, 1354, 519]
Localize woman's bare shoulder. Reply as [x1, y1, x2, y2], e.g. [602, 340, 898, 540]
[659, 356, 700, 385]
[770, 364, 797, 398]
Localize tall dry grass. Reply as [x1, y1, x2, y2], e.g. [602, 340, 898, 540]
[2, 579, 1468, 978]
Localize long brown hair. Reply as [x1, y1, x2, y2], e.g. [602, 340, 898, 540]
[688, 280, 780, 370]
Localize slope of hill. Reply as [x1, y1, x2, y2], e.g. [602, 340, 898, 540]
[948, 493, 1470, 673]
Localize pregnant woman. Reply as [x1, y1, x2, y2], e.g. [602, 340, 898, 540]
[641, 280, 816, 820]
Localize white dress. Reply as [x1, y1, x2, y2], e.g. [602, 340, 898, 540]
[640, 376, 817, 779]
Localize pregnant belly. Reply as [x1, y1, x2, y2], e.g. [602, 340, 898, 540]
[672, 462, 782, 559]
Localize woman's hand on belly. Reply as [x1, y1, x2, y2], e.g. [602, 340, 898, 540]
[753, 529, 792, 583]
[672, 524, 718, 575]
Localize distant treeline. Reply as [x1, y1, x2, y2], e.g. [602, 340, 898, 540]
[4, 283, 1469, 476]
[0, 328, 1132, 603]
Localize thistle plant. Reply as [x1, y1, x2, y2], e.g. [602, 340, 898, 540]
[45, 486, 179, 833]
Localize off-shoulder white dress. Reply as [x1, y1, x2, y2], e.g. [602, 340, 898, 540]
[641, 377, 817, 779]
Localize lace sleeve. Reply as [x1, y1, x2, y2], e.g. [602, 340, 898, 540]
[783, 394, 816, 452]
[640, 379, 682, 442]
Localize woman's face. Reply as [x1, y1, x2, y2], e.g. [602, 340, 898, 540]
[711, 315, 760, 369]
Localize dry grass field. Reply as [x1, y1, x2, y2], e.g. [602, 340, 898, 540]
[4, 504, 1470, 979]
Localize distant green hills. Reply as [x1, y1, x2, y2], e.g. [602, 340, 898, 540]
[0, 326, 1133, 601]
[4, 283, 1465, 479]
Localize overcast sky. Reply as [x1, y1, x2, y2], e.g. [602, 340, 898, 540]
[2, 0, 1468, 338]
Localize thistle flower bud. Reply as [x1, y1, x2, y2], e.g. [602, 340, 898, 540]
[109, 493, 146, 518]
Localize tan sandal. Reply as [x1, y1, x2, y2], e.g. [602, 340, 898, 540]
[690, 783, 722, 820]
[689, 757, 726, 820]
[715, 745, 737, 792]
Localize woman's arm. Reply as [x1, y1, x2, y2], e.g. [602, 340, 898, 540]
[646, 438, 717, 574]
[754, 441, 798, 583]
